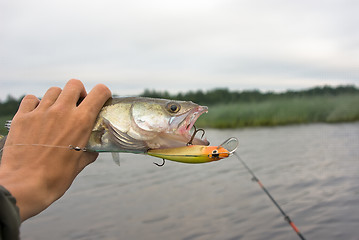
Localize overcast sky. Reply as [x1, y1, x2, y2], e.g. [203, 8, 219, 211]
[1, 0, 358, 100]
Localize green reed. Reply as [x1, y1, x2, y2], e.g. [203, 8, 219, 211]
[196, 94, 359, 128]
[0, 94, 358, 134]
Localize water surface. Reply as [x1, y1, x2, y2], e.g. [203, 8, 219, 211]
[21, 123, 359, 240]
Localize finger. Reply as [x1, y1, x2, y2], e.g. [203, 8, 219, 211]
[37, 87, 62, 109]
[78, 84, 111, 120]
[56, 79, 87, 106]
[17, 95, 40, 113]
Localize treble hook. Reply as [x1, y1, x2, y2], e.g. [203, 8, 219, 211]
[187, 125, 206, 145]
[153, 158, 166, 167]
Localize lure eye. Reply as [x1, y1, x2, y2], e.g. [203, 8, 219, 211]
[166, 102, 181, 113]
[211, 149, 219, 158]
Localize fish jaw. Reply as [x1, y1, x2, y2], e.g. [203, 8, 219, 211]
[145, 105, 209, 149]
[170, 105, 209, 145]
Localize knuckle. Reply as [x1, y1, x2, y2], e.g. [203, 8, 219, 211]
[95, 84, 112, 98]
[18, 94, 40, 112]
[64, 79, 86, 97]
[67, 78, 81, 85]
[22, 94, 39, 102]
[66, 79, 84, 89]
[48, 86, 62, 94]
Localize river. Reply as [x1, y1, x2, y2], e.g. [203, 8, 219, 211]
[20, 122, 359, 240]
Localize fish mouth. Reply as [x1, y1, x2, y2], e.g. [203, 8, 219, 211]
[172, 106, 209, 145]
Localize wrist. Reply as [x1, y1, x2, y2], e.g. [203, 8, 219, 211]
[0, 168, 53, 221]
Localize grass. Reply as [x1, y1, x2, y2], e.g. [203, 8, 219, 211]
[0, 94, 358, 133]
[196, 94, 359, 128]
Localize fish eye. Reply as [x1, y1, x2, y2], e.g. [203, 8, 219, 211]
[166, 102, 181, 113]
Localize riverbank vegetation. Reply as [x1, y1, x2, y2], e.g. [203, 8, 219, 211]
[195, 94, 359, 128]
[0, 85, 358, 134]
[141, 85, 359, 128]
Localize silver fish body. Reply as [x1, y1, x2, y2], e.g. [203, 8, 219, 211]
[87, 97, 209, 153]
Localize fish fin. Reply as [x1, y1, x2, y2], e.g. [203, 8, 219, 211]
[105, 119, 148, 151]
[111, 152, 120, 166]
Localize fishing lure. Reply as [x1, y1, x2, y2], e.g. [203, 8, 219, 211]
[147, 137, 238, 165]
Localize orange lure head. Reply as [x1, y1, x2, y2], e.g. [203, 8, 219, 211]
[204, 146, 231, 161]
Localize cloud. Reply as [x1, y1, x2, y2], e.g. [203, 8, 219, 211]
[0, 0, 358, 100]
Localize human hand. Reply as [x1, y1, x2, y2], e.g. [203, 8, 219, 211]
[0, 79, 111, 221]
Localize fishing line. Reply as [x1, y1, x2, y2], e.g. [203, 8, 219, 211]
[2, 121, 87, 153]
[0, 144, 87, 153]
[234, 152, 306, 240]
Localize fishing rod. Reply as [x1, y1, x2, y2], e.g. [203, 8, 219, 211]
[234, 152, 306, 240]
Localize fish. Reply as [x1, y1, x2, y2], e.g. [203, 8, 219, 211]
[0, 97, 209, 163]
[87, 97, 209, 152]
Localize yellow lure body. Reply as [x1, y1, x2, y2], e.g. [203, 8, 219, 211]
[147, 145, 230, 164]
